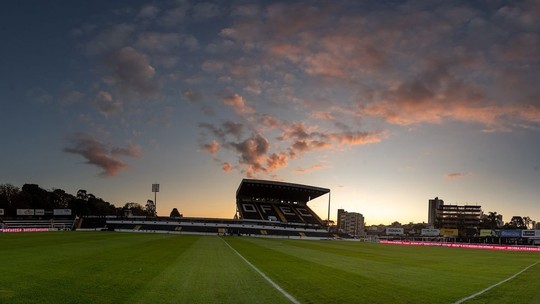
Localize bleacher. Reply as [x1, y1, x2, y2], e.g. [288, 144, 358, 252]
[101, 217, 336, 238]
[236, 179, 329, 228]
[1, 218, 75, 230]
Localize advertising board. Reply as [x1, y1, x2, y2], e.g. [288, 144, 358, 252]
[53, 209, 72, 216]
[522, 230, 539, 238]
[480, 229, 495, 237]
[500, 230, 522, 238]
[440, 228, 459, 236]
[386, 228, 404, 235]
[0, 209, 4, 215]
[34, 209, 45, 216]
[16, 209, 34, 216]
[421, 229, 440, 236]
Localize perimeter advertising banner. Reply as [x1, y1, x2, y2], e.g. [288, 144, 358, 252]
[34, 209, 45, 216]
[440, 228, 459, 236]
[0, 209, 4, 215]
[17, 209, 34, 216]
[500, 230, 522, 238]
[386, 228, 404, 235]
[421, 229, 440, 236]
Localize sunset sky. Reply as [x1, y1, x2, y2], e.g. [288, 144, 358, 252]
[1, 0, 539, 225]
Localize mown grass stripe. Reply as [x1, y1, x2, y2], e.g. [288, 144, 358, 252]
[454, 260, 540, 304]
[220, 237, 300, 304]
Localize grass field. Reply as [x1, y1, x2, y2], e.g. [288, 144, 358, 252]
[0, 232, 539, 303]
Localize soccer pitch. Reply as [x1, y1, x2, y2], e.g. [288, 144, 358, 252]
[1, 232, 539, 304]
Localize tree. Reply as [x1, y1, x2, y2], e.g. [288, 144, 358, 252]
[390, 221, 402, 228]
[123, 202, 147, 216]
[0, 184, 20, 213]
[145, 200, 156, 217]
[170, 208, 181, 218]
[21, 184, 52, 209]
[481, 211, 503, 230]
[523, 216, 533, 229]
[487, 212, 502, 229]
[505, 216, 526, 229]
[51, 189, 74, 209]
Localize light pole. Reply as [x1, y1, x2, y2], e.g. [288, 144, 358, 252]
[152, 183, 159, 216]
[327, 191, 331, 232]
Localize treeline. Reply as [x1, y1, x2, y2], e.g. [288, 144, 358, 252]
[0, 183, 155, 217]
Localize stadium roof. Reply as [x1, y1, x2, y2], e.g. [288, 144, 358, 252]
[236, 179, 330, 203]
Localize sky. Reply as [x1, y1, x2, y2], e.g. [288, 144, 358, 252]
[1, 0, 539, 225]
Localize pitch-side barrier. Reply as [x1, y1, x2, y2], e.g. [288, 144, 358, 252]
[380, 240, 540, 252]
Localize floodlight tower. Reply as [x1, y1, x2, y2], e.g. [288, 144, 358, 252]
[152, 183, 159, 216]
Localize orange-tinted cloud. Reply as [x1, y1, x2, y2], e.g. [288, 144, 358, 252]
[222, 162, 232, 173]
[445, 172, 472, 180]
[223, 94, 255, 114]
[64, 133, 140, 177]
[201, 140, 220, 155]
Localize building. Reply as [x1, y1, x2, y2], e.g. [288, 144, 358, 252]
[436, 204, 482, 235]
[337, 209, 365, 237]
[428, 197, 443, 227]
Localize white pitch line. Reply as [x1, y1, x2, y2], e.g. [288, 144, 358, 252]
[220, 237, 301, 304]
[454, 260, 540, 304]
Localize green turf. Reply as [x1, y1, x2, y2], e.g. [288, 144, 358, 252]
[0, 232, 538, 303]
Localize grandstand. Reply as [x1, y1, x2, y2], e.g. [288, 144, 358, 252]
[100, 179, 336, 238]
[0, 218, 76, 231]
[236, 179, 329, 227]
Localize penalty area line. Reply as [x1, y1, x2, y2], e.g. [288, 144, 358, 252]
[220, 237, 300, 304]
[454, 260, 540, 304]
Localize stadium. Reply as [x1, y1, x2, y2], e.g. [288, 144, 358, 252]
[2, 179, 540, 303]
[1, 179, 335, 238]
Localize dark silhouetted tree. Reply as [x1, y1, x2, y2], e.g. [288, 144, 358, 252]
[123, 202, 147, 216]
[505, 216, 526, 229]
[170, 208, 181, 218]
[145, 200, 156, 217]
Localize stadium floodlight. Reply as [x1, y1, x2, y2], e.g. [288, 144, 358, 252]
[152, 183, 159, 216]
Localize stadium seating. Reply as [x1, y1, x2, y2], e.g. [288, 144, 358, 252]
[1, 218, 75, 230]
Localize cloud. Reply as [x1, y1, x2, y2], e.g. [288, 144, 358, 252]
[84, 23, 135, 56]
[266, 152, 288, 172]
[200, 121, 244, 140]
[201, 140, 220, 155]
[64, 133, 140, 177]
[445, 172, 472, 180]
[222, 162, 233, 173]
[295, 164, 324, 173]
[192, 2, 220, 20]
[223, 94, 255, 114]
[181, 89, 203, 103]
[104, 47, 159, 97]
[138, 5, 160, 19]
[229, 133, 269, 177]
[134, 32, 181, 53]
[94, 91, 122, 116]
